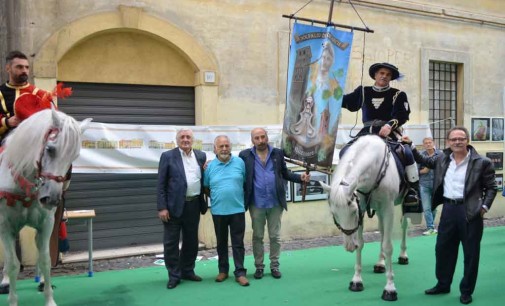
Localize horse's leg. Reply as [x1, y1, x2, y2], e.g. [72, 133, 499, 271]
[36, 220, 57, 306]
[380, 209, 398, 301]
[0, 231, 20, 306]
[398, 216, 409, 264]
[0, 265, 11, 294]
[374, 217, 386, 273]
[349, 225, 365, 291]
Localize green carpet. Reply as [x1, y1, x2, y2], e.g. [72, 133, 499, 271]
[10, 226, 505, 306]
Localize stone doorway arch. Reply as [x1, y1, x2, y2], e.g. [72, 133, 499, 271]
[33, 5, 219, 124]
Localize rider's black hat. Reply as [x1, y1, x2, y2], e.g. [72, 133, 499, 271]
[369, 62, 400, 80]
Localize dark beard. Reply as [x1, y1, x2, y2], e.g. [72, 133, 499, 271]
[13, 74, 29, 84]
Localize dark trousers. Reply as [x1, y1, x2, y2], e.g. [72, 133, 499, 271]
[212, 212, 247, 277]
[163, 198, 201, 281]
[435, 202, 483, 295]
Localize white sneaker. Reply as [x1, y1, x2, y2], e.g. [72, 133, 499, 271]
[423, 229, 436, 236]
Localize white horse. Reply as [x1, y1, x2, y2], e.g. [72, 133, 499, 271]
[321, 134, 412, 301]
[0, 109, 90, 306]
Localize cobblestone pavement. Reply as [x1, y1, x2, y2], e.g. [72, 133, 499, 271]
[15, 217, 505, 280]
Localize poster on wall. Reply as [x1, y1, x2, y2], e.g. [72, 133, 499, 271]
[285, 181, 292, 202]
[491, 117, 504, 141]
[293, 171, 329, 202]
[495, 174, 503, 191]
[471, 117, 490, 141]
[486, 152, 503, 170]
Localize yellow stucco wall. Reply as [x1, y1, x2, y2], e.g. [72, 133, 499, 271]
[58, 30, 195, 86]
[1, 0, 504, 264]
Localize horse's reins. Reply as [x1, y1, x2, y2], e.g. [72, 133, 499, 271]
[356, 138, 391, 216]
[0, 127, 65, 207]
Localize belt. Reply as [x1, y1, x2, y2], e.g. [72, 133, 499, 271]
[185, 195, 199, 202]
[443, 197, 464, 205]
[364, 120, 387, 128]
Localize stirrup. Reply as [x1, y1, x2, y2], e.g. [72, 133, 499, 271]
[404, 192, 419, 207]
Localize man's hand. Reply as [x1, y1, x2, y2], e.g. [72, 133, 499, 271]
[419, 167, 430, 174]
[203, 160, 211, 171]
[480, 207, 486, 218]
[7, 116, 20, 128]
[158, 209, 170, 222]
[401, 135, 412, 144]
[301, 173, 311, 182]
[379, 124, 392, 137]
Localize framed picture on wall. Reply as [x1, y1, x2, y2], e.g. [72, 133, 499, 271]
[285, 181, 292, 202]
[486, 152, 503, 170]
[491, 117, 504, 141]
[471, 117, 490, 141]
[495, 174, 503, 191]
[293, 171, 329, 202]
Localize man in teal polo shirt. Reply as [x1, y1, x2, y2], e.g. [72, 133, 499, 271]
[204, 135, 249, 287]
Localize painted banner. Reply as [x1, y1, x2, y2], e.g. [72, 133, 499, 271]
[282, 23, 353, 168]
[73, 122, 430, 174]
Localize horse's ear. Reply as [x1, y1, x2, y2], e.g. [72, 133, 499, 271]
[79, 118, 93, 134]
[51, 107, 61, 128]
[319, 181, 331, 192]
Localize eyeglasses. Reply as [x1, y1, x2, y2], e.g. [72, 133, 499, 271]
[448, 137, 467, 142]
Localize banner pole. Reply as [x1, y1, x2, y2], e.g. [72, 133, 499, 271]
[281, 15, 374, 33]
[301, 161, 310, 202]
[328, 0, 335, 25]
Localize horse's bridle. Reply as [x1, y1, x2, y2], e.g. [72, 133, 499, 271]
[332, 183, 365, 236]
[35, 127, 67, 184]
[2, 127, 66, 207]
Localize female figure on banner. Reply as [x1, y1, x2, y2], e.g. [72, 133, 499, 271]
[290, 94, 317, 141]
[306, 41, 343, 162]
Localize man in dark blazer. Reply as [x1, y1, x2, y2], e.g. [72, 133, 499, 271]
[408, 126, 497, 305]
[157, 128, 207, 289]
[239, 128, 310, 280]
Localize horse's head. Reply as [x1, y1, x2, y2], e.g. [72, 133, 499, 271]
[321, 180, 362, 252]
[3, 108, 91, 208]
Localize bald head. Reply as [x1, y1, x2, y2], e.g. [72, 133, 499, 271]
[251, 128, 269, 152]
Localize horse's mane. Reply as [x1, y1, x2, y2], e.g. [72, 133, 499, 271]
[330, 135, 390, 207]
[2, 109, 82, 177]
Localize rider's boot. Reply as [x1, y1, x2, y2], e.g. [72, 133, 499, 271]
[404, 164, 421, 207]
[405, 181, 421, 207]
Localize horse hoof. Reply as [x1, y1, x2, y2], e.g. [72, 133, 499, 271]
[398, 257, 409, 265]
[373, 265, 385, 273]
[349, 281, 364, 292]
[0, 284, 9, 294]
[381, 289, 398, 301]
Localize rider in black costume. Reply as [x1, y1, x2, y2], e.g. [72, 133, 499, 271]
[341, 62, 420, 206]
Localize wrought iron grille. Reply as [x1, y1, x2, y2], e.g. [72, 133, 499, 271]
[429, 61, 458, 148]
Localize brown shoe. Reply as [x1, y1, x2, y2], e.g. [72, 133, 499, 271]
[215, 273, 228, 282]
[235, 276, 250, 286]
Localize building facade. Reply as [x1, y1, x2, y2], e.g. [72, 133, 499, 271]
[1, 0, 504, 261]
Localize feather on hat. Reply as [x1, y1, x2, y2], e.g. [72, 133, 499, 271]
[14, 83, 72, 121]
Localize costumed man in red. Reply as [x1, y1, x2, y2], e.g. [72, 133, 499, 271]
[0, 51, 51, 140]
[0, 51, 71, 294]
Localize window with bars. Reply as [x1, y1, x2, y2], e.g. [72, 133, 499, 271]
[429, 61, 458, 149]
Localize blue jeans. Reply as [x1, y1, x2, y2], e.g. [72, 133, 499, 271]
[420, 185, 437, 229]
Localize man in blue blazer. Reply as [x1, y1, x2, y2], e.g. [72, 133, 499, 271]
[157, 129, 207, 289]
[239, 128, 310, 280]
